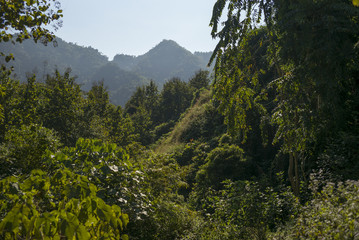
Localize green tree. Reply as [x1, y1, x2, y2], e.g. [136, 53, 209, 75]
[125, 85, 147, 115]
[0, 67, 21, 141]
[0, 124, 61, 177]
[196, 144, 256, 190]
[0, 0, 63, 61]
[108, 106, 137, 147]
[18, 74, 43, 125]
[210, 0, 359, 195]
[271, 180, 359, 239]
[130, 105, 154, 146]
[125, 80, 159, 122]
[188, 70, 211, 91]
[144, 80, 160, 124]
[41, 69, 84, 146]
[124, 81, 161, 145]
[159, 77, 193, 122]
[271, 0, 359, 194]
[81, 80, 112, 141]
[86, 80, 109, 118]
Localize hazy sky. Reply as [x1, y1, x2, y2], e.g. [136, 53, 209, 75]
[55, 0, 219, 60]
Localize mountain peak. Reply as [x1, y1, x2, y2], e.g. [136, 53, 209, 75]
[158, 39, 180, 46]
[149, 39, 187, 53]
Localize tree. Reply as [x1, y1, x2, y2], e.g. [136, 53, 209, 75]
[124, 81, 160, 145]
[18, 74, 42, 125]
[0, 67, 21, 141]
[86, 80, 109, 118]
[0, 0, 63, 61]
[130, 105, 154, 146]
[210, 0, 359, 195]
[107, 106, 136, 147]
[43, 138, 148, 239]
[125, 86, 147, 115]
[271, 0, 359, 195]
[144, 80, 160, 124]
[159, 77, 193, 122]
[41, 69, 84, 146]
[0, 124, 61, 177]
[271, 180, 359, 239]
[125, 80, 159, 121]
[188, 70, 211, 90]
[196, 144, 256, 189]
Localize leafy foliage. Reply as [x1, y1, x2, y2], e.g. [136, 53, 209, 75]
[0, 169, 128, 239]
[0, 124, 60, 177]
[272, 179, 359, 239]
[0, 0, 63, 61]
[1, 38, 212, 105]
[188, 70, 211, 90]
[196, 144, 256, 189]
[41, 69, 85, 146]
[210, 0, 359, 195]
[159, 77, 193, 122]
[1, 1, 359, 238]
[44, 138, 151, 222]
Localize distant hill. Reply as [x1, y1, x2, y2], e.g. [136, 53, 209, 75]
[0, 38, 213, 105]
[113, 40, 213, 85]
[90, 63, 148, 106]
[194, 51, 213, 67]
[0, 38, 108, 87]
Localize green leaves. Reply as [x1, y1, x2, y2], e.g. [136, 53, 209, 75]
[4, 54, 14, 62]
[271, 180, 359, 239]
[0, 169, 129, 239]
[43, 138, 152, 229]
[0, 0, 63, 61]
[210, 0, 359, 196]
[0, 124, 61, 177]
[211, 27, 272, 143]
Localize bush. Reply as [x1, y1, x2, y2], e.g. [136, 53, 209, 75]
[188, 178, 299, 240]
[196, 144, 256, 189]
[0, 124, 61, 177]
[44, 138, 152, 224]
[271, 179, 359, 239]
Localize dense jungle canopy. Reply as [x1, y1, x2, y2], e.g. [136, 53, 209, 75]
[0, 0, 358, 239]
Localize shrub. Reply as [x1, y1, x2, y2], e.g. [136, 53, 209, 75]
[196, 144, 256, 189]
[271, 179, 359, 239]
[0, 124, 61, 177]
[188, 178, 299, 240]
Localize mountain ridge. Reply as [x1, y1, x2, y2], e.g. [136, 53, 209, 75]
[112, 39, 212, 85]
[0, 38, 213, 105]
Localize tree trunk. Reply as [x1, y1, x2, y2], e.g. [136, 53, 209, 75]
[288, 152, 300, 196]
[294, 151, 300, 196]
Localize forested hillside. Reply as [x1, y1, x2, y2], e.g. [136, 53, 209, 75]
[0, 38, 212, 105]
[1, 0, 359, 239]
[113, 40, 213, 85]
[0, 38, 108, 85]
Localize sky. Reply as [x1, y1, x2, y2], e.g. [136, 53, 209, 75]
[54, 0, 219, 60]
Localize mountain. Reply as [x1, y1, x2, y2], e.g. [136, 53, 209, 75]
[194, 51, 213, 67]
[0, 38, 213, 105]
[0, 38, 108, 87]
[90, 63, 148, 106]
[112, 40, 213, 85]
